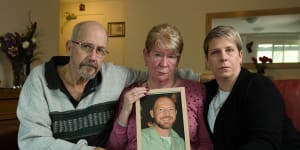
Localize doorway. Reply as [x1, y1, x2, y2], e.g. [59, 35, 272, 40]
[60, 13, 105, 56]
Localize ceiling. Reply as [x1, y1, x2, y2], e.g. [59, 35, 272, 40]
[212, 14, 300, 34]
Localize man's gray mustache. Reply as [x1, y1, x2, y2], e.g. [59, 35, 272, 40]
[80, 63, 97, 69]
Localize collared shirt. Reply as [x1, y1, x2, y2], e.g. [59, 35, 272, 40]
[141, 125, 186, 150]
[45, 56, 102, 108]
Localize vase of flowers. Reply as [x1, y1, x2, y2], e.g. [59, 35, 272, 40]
[0, 21, 38, 88]
[12, 58, 25, 88]
[251, 56, 273, 74]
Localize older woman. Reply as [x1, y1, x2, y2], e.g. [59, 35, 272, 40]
[106, 24, 213, 150]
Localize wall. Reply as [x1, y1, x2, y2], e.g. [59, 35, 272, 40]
[124, 0, 300, 78]
[59, 0, 125, 65]
[1, 0, 300, 88]
[0, 0, 59, 87]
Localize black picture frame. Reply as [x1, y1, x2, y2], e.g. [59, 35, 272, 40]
[107, 22, 125, 37]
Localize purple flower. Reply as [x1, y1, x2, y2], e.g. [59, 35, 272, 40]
[0, 21, 38, 62]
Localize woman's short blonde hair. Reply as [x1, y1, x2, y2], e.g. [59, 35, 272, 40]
[203, 25, 243, 57]
[145, 24, 183, 55]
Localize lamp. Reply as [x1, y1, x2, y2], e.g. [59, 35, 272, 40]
[65, 12, 77, 21]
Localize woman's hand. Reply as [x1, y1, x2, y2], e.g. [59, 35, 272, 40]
[118, 86, 148, 126]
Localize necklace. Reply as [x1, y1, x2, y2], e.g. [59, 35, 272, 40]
[213, 96, 224, 114]
[212, 90, 227, 114]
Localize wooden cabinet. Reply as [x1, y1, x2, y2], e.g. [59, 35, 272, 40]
[0, 88, 20, 120]
[0, 88, 20, 149]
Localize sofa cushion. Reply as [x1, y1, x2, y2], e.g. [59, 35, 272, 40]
[273, 79, 300, 132]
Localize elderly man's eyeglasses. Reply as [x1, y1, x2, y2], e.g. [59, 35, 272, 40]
[71, 40, 109, 56]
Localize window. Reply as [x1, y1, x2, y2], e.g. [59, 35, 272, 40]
[256, 44, 299, 63]
[242, 33, 300, 63]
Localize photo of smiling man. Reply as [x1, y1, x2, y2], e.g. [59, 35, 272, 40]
[141, 94, 186, 150]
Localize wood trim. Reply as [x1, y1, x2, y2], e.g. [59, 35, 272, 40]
[0, 113, 17, 120]
[205, 7, 300, 34]
[0, 88, 20, 100]
[0, 88, 20, 120]
[242, 63, 300, 69]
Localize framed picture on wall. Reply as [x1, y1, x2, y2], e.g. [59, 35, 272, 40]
[107, 22, 125, 37]
[136, 87, 190, 150]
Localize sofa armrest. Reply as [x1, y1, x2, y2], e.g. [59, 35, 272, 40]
[273, 79, 300, 132]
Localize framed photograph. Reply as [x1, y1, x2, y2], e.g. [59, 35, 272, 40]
[107, 22, 125, 37]
[136, 87, 190, 150]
